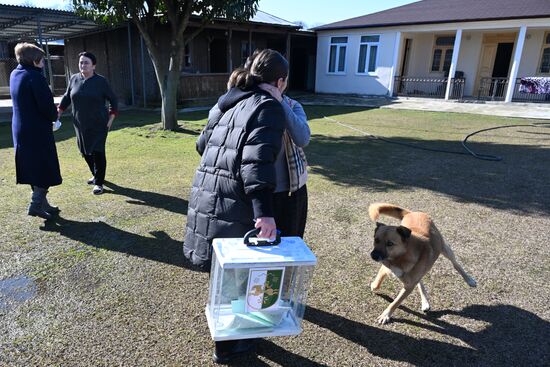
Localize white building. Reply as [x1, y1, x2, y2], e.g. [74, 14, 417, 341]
[314, 0, 550, 102]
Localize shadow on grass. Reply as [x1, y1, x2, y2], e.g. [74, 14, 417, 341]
[219, 339, 328, 367]
[103, 181, 188, 215]
[307, 134, 550, 215]
[305, 304, 549, 366]
[256, 339, 329, 367]
[40, 216, 205, 272]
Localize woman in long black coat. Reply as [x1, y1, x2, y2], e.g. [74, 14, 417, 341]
[10, 42, 62, 220]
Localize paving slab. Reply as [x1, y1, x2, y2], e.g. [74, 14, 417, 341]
[292, 93, 550, 120]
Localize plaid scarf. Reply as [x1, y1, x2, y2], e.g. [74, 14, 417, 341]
[283, 131, 308, 193]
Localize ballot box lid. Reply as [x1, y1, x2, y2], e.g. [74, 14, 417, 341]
[212, 236, 317, 269]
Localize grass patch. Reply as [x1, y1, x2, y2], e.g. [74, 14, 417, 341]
[1, 106, 549, 366]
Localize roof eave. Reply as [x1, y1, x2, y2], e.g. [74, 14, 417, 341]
[313, 14, 550, 32]
[189, 13, 301, 30]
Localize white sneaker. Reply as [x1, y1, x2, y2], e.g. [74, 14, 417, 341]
[92, 185, 104, 195]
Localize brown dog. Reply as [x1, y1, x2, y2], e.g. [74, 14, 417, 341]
[368, 203, 476, 324]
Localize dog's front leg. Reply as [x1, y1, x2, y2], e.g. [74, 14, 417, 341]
[377, 285, 415, 324]
[371, 265, 391, 291]
[417, 281, 430, 312]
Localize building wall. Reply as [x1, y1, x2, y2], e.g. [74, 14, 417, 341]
[315, 29, 397, 95]
[65, 23, 313, 104]
[404, 33, 435, 78]
[405, 29, 548, 96]
[393, 31, 482, 96]
[518, 28, 548, 77]
[315, 18, 550, 97]
[456, 32, 483, 96]
[65, 27, 135, 104]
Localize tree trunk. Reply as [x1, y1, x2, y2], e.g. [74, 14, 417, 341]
[146, 45, 183, 131]
[131, 13, 195, 131]
[161, 65, 180, 130]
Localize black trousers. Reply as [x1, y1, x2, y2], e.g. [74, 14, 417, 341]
[83, 151, 106, 186]
[272, 185, 308, 238]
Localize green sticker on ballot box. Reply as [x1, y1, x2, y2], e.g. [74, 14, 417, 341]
[246, 267, 285, 312]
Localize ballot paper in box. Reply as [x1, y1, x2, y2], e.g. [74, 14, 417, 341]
[206, 229, 317, 341]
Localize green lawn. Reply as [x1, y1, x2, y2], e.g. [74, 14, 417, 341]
[1, 107, 549, 366]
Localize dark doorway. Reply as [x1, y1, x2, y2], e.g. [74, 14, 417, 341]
[210, 39, 227, 73]
[492, 42, 513, 78]
[290, 47, 308, 90]
[266, 38, 286, 55]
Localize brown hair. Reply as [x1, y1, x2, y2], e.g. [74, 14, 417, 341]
[14, 43, 45, 66]
[227, 49, 288, 90]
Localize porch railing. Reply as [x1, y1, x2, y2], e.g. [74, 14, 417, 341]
[477, 77, 508, 101]
[512, 78, 550, 103]
[393, 76, 465, 99]
[477, 77, 550, 103]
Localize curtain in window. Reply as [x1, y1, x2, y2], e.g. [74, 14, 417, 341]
[368, 45, 378, 72]
[431, 49, 442, 71]
[329, 45, 337, 72]
[540, 48, 550, 74]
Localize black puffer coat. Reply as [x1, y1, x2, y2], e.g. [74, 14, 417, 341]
[184, 87, 285, 267]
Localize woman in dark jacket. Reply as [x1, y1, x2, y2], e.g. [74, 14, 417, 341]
[58, 51, 118, 195]
[10, 42, 62, 220]
[184, 49, 288, 364]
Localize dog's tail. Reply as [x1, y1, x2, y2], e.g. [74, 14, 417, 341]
[369, 203, 411, 221]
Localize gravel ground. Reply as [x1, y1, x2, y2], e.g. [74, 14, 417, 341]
[1, 108, 549, 366]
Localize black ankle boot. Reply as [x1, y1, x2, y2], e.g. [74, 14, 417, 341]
[28, 187, 52, 220]
[42, 194, 60, 215]
[28, 203, 52, 220]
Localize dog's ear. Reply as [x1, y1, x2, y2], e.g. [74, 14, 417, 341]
[396, 225, 411, 240]
[375, 222, 385, 232]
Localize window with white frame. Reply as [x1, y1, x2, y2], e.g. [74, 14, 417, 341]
[431, 35, 455, 72]
[357, 35, 380, 74]
[539, 32, 550, 74]
[328, 36, 348, 73]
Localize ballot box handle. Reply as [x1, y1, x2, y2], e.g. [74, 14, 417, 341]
[243, 228, 281, 246]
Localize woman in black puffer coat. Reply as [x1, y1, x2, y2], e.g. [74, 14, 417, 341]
[183, 49, 289, 364]
[184, 49, 288, 267]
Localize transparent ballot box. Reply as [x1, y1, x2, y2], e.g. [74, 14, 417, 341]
[206, 231, 317, 341]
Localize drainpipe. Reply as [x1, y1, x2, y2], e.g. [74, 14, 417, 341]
[504, 25, 527, 103]
[388, 31, 402, 97]
[445, 29, 462, 100]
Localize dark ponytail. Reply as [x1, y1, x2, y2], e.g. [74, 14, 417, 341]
[226, 67, 261, 90]
[227, 49, 288, 90]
